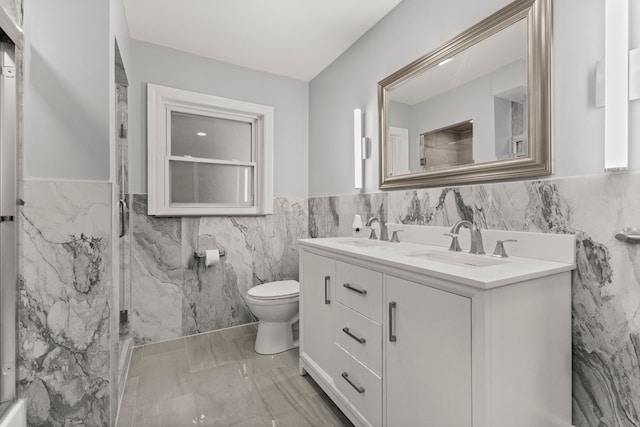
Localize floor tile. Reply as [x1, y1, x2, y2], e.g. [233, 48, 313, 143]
[228, 416, 271, 427]
[136, 347, 192, 407]
[119, 324, 353, 427]
[115, 376, 138, 427]
[133, 392, 198, 427]
[127, 347, 143, 377]
[191, 362, 270, 426]
[185, 329, 243, 373]
[218, 323, 258, 340]
[141, 337, 185, 357]
[311, 393, 354, 426]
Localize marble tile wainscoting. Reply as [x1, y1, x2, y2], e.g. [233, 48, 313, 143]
[131, 195, 308, 345]
[18, 180, 114, 425]
[309, 173, 640, 427]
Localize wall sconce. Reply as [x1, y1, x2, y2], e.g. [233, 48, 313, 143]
[354, 108, 370, 189]
[603, 0, 629, 171]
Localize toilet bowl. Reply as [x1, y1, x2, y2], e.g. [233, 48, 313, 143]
[246, 280, 300, 355]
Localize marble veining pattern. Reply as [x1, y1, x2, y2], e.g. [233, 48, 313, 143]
[309, 173, 640, 427]
[130, 195, 182, 345]
[308, 196, 339, 238]
[19, 180, 112, 426]
[131, 196, 307, 343]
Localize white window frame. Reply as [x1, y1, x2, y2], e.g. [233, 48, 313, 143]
[147, 83, 273, 216]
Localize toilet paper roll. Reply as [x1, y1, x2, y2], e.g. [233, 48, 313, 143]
[205, 249, 220, 267]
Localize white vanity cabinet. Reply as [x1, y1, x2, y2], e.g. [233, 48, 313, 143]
[300, 251, 335, 379]
[333, 262, 383, 426]
[385, 275, 471, 427]
[298, 237, 573, 427]
[300, 252, 383, 426]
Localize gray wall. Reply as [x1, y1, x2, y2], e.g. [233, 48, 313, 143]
[23, 0, 111, 180]
[129, 40, 309, 198]
[309, 0, 639, 196]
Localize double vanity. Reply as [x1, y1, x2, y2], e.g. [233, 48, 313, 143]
[298, 224, 575, 427]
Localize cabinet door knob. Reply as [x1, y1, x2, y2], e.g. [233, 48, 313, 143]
[389, 301, 397, 342]
[341, 372, 365, 394]
[324, 276, 331, 304]
[343, 283, 367, 295]
[342, 327, 366, 344]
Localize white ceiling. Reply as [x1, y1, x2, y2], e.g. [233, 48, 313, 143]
[123, 0, 404, 82]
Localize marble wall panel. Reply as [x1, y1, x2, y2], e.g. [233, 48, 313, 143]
[18, 180, 112, 426]
[130, 195, 182, 345]
[386, 186, 475, 227]
[309, 193, 388, 238]
[308, 196, 339, 238]
[182, 198, 307, 335]
[309, 173, 640, 427]
[131, 196, 308, 342]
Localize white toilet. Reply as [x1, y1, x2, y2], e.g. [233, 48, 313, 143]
[245, 280, 300, 355]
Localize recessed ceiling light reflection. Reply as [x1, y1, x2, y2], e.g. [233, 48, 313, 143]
[196, 132, 207, 136]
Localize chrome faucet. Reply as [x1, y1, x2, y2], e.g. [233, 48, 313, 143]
[449, 220, 485, 255]
[365, 217, 380, 240]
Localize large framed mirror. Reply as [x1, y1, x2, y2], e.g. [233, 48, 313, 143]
[378, 0, 551, 189]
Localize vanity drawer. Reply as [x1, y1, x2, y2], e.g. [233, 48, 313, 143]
[334, 344, 382, 427]
[334, 302, 382, 376]
[336, 261, 382, 322]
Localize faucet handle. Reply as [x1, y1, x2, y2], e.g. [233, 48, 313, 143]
[444, 233, 462, 252]
[492, 239, 517, 258]
[390, 230, 404, 243]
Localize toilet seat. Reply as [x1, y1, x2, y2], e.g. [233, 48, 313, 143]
[247, 280, 299, 300]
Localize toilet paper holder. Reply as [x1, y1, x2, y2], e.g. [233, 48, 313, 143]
[194, 249, 227, 259]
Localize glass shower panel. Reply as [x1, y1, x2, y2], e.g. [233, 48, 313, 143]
[169, 161, 254, 205]
[0, 39, 17, 403]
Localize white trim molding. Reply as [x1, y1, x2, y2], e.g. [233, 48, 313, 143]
[147, 83, 274, 216]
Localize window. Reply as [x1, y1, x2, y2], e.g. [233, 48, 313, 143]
[147, 84, 273, 216]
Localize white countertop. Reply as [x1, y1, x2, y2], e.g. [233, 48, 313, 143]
[298, 237, 576, 290]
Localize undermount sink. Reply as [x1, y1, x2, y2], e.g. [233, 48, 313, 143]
[407, 250, 509, 268]
[337, 239, 391, 247]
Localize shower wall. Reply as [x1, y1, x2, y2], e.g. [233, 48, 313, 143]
[19, 180, 113, 425]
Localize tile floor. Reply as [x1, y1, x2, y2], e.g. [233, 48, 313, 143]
[116, 323, 353, 427]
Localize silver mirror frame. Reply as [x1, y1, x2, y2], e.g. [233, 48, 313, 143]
[378, 0, 552, 190]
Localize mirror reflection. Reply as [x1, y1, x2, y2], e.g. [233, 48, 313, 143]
[386, 18, 527, 176]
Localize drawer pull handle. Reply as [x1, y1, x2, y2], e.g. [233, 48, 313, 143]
[343, 283, 367, 295]
[324, 276, 331, 305]
[341, 372, 365, 394]
[342, 327, 366, 344]
[389, 301, 397, 342]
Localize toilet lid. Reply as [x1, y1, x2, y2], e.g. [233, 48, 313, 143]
[247, 280, 299, 299]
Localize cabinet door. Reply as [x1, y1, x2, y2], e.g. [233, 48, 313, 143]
[385, 276, 472, 427]
[301, 251, 335, 376]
